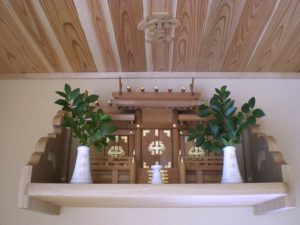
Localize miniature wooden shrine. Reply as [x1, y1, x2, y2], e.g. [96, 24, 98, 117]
[88, 78, 223, 184]
[18, 79, 295, 215]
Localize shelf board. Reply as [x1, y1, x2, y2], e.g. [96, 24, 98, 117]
[26, 183, 287, 210]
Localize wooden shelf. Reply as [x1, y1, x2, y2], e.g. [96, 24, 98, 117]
[19, 112, 296, 216]
[24, 182, 291, 215]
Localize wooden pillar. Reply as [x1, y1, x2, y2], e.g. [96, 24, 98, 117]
[134, 109, 142, 167]
[130, 157, 136, 183]
[179, 157, 186, 184]
[172, 109, 179, 168]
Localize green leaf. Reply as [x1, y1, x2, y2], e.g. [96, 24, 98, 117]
[211, 104, 221, 112]
[55, 99, 68, 107]
[224, 90, 230, 99]
[207, 121, 220, 136]
[199, 104, 209, 110]
[100, 114, 112, 122]
[215, 88, 221, 95]
[225, 99, 234, 111]
[64, 84, 71, 95]
[94, 142, 104, 152]
[195, 136, 204, 146]
[75, 102, 85, 113]
[199, 108, 211, 117]
[220, 85, 227, 92]
[98, 124, 117, 138]
[56, 91, 67, 98]
[73, 94, 84, 107]
[63, 116, 76, 128]
[215, 146, 222, 155]
[225, 107, 237, 117]
[70, 88, 80, 100]
[62, 105, 71, 112]
[87, 94, 99, 103]
[253, 108, 265, 118]
[241, 103, 250, 113]
[248, 97, 255, 109]
[247, 116, 256, 125]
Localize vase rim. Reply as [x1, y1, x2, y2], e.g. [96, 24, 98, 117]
[77, 145, 90, 150]
[223, 145, 236, 150]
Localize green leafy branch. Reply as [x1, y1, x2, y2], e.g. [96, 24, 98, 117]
[188, 85, 265, 154]
[55, 84, 117, 151]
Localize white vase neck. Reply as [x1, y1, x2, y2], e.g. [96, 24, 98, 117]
[77, 146, 90, 151]
[223, 146, 236, 151]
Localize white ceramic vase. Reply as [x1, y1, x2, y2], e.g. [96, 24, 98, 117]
[70, 146, 92, 184]
[151, 164, 163, 184]
[221, 146, 243, 184]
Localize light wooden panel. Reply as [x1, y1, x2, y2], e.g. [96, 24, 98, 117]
[197, 0, 247, 71]
[0, 0, 300, 75]
[172, 0, 209, 71]
[246, 0, 300, 72]
[9, 0, 69, 72]
[0, 0, 51, 72]
[222, 0, 279, 71]
[74, 0, 121, 72]
[147, 0, 174, 71]
[40, 0, 97, 72]
[108, 0, 146, 71]
[267, 1, 300, 72]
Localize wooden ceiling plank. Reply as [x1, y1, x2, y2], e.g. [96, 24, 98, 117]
[31, 0, 72, 72]
[101, 0, 122, 72]
[40, 0, 97, 72]
[73, 0, 105, 71]
[9, 0, 72, 72]
[168, 0, 178, 71]
[147, 0, 174, 72]
[0, 1, 52, 72]
[3, 0, 55, 72]
[197, 0, 247, 71]
[172, 0, 209, 71]
[0, 35, 26, 73]
[221, 0, 279, 71]
[272, 23, 300, 72]
[143, 0, 153, 71]
[246, 0, 300, 72]
[108, 0, 146, 72]
[74, 0, 122, 72]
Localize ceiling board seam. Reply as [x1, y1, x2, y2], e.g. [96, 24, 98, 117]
[3, 0, 55, 72]
[168, 0, 178, 71]
[203, 0, 213, 36]
[101, 0, 122, 72]
[245, 0, 282, 70]
[73, 0, 106, 71]
[31, 0, 72, 72]
[143, 0, 153, 71]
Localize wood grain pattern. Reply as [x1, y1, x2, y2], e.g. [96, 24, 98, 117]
[40, 0, 97, 72]
[222, 0, 279, 71]
[9, 0, 67, 72]
[0, 1, 51, 72]
[0, 0, 299, 74]
[148, 0, 173, 71]
[197, 0, 247, 71]
[246, 0, 300, 72]
[268, 1, 300, 72]
[172, 0, 209, 71]
[74, 0, 120, 71]
[108, 0, 146, 71]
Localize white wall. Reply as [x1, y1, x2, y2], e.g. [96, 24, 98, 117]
[0, 78, 299, 225]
